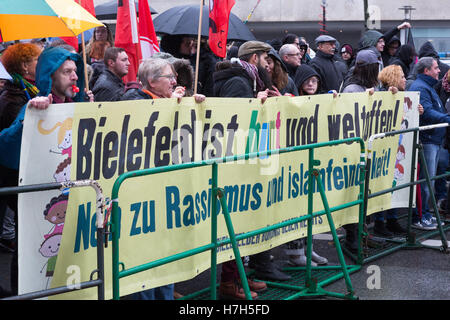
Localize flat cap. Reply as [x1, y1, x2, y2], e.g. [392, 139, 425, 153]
[315, 35, 337, 45]
[238, 41, 272, 57]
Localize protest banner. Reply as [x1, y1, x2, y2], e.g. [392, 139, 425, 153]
[18, 91, 419, 299]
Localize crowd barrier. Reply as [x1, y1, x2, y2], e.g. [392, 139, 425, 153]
[2, 125, 449, 300]
[345, 123, 450, 264]
[109, 137, 366, 300]
[0, 180, 106, 300]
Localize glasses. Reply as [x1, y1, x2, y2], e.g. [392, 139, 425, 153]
[304, 78, 319, 85]
[158, 74, 177, 81]
[287, 53, 301, 57]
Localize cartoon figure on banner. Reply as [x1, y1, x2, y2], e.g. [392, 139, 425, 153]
[38, 117, 73, 158]
[39, 233, 62, 288]
[39, 194, 68, 288]
[392, 97, 413, 191]
[54, 157, 71, 195]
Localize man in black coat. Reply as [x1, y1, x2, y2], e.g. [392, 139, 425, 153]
[213, 40, 271, 99]
[308, 35, 344, 93]
[92, 47, 130, 101]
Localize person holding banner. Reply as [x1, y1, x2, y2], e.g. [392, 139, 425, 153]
[214, 40, 295, 298]
[121, 57, 204, 299]
[0, 46, 90, 295]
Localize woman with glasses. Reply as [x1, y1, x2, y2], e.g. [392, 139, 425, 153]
[122, 58, 205, 103]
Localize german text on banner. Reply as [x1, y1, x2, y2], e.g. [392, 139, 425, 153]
[18, 92, 419, 299]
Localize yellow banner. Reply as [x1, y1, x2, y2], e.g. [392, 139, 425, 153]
[19, 91, 419, 299]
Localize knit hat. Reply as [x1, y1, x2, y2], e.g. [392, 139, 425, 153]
[340, 44, 353, 56]
[355, 49, 380, 66]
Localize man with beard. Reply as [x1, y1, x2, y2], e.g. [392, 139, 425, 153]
[213, 40, 273, 99]
[0, 46, 90, 296]
[213, 40, 292, 300]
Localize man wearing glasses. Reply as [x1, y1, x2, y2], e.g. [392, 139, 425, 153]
[92, 47, 130, 102]
[279, 44, 302, 79]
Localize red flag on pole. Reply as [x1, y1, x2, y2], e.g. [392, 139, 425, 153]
[209, 0, 236, 58]
[115, 0, 142, 83]
[60, 0, 96, 51]
[138, 0, 160, 59]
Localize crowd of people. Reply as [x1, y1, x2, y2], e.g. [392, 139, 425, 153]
[0, 20, 450, 300]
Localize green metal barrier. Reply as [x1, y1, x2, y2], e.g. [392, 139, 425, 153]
[0, 180, 106, 300]
[110, 137, 367, 300]
[344, 124, 450, 265]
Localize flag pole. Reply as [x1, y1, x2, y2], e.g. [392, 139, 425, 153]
[78, 0, 90, 91]
[194, 0, 204, 95]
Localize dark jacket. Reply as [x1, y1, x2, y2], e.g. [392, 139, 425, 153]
[308, 50, 344, 93]
[88, 60, 106, 89]
[196, 46, 219, 97]
[382, 35, 401, 67]
[410, 73, 450, 144]
[92, 69, 125, 102]
[388, 44, 415, 77]
[213, 62, 255, 98]
[0, 81, 35, 131]
[285, 62, 298, 80]
[121, 88, 151, 101]
[281, 77, 299, 96]
[434, 79, 450, 113]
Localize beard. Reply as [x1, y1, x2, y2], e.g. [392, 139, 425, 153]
[256, 64, 273, 90]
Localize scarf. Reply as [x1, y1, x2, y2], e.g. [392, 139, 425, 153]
[11, 73, 39, 101]
[442, 71, 450, 93]
[237, 59, 265, 93]
[142, 89, 160, 99]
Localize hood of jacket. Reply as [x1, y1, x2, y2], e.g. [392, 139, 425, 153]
[418, 41, 439, 59]
[294, 64, 321, 91]
[35, 47, 85, 102]
[393, 44, 416, 67]
[358, 30, 383, 50]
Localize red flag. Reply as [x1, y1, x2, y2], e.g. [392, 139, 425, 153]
[138, 0, 160, 59]
[115, 0, 142, 83]
[60, 0, 96, 51]
[209, 0, 235, 58]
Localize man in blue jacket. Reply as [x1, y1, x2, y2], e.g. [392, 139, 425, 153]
[409, 57, 450, 230]
[0, 47, 86, 170]
[0, 46, 87, 296]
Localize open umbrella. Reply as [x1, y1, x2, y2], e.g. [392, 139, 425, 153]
[0, 0, 103, 42]
[153, 4, 255, 41]
[95, 0, 157, 20]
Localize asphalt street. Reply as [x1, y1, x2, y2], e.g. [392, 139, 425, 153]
[1, 225, 449, 300]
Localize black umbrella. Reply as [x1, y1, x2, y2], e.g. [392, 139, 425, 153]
[95, 0, 157, 20]
[153, 4, 255, 41]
